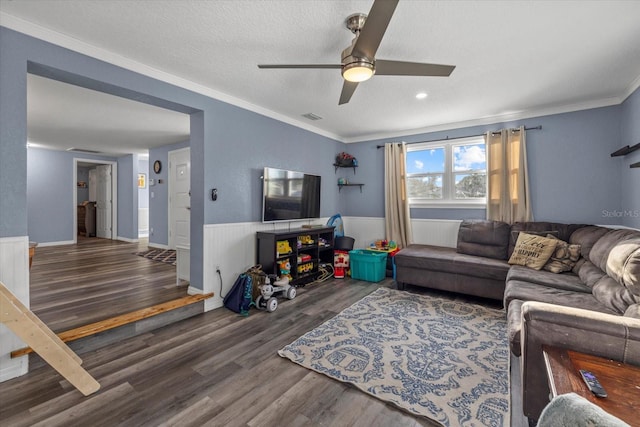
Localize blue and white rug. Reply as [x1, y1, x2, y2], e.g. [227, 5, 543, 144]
[279, 287, 509, 426]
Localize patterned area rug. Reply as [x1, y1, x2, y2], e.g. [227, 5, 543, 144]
[135, 248, 177, 266]
[279, 288, 509, 426]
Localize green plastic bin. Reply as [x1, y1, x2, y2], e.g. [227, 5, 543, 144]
[349, 250, 387, 282]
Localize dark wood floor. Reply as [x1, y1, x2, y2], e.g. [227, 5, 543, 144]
[30, 237, 187, 332]
[1, 277, 443, 427]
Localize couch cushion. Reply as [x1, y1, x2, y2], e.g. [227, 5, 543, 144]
[508, 232, 558, 270]
[624, 304, 640, 319]
[456, 220, 511, 260]
[509, 222, 587, 258]
[569, 226, 614, 263]
[395, 244, 510, 281]
[507, 265, 590, 293]
[504, 280, 618, 315]
[591, 276, 640, 314]
[589, 228, 640, 270]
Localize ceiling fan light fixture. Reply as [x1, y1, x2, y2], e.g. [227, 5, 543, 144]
[342, 61, 375, 82]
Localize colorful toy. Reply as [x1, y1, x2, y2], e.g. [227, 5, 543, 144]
[297, 262, 313, 274]
[255, 275, 296, 312]
[277, 240, 292, 256]
[298, 235, 314, 245]
[334, 251, 350, 279]
[278, 259, 292, 280]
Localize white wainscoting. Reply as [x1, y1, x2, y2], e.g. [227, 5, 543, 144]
[201, 217, 461, 312]
[0, 236, 30, 382]
[342, 216, 385, 249]
[411, 219, 462, 248]
[138, 207, 149, 237]
[342, 217, 461, 248]
[202, 220, 329, 312]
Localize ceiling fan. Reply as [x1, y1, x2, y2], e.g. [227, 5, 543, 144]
[258, 0, 455, 105]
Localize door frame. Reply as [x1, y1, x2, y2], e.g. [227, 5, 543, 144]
[168, 147, 190, 249]
[73, 158, 118, 244]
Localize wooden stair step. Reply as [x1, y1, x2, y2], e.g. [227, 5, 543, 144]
[11, 293, 213, 358]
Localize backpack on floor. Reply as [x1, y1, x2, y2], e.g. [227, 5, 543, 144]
[223, 273, 253, 316]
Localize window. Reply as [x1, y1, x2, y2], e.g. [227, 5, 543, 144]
[406, 136, 487, 207]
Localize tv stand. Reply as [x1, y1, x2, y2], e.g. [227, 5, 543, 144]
[256, 226, 335, 287]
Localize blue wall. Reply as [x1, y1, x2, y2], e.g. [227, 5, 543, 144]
[117, 154, 137, 240]
[26, 148, 118, 243]
[77, 166, 91, 203]
[347, 106, 625, 225]
[620, 87, 640, 228]
[148, 140, 190, 246]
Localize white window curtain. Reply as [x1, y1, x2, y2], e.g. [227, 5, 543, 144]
[486, 126, 533, 223]
[384, 142, 413, 248]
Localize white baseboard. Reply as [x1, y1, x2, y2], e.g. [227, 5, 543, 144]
[37, 240, 75, 247]
[138, 231, 149, 238]
[148, 242, 170, 249]
[116, 236, 139, 243]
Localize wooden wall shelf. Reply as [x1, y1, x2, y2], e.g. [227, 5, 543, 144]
[611, 142, 640, 157]
[334, 164, 358, 174]
[338, 183, 364, 193]
[631, 162, 640, 168]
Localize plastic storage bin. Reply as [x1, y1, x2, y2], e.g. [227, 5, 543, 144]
[349, 250, 387, 282]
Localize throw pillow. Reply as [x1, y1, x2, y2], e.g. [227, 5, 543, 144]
[543, 234, 582, 274]
[508, 232, 558, 270]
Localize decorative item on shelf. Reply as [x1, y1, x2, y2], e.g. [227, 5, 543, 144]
[334, 152, 358, 173]
[278, 259, 292, 280]
[338, 177, 346, 185]
[277, 240, 292, 257]
[77, 181, 87, 188]
[298, 235, 314, 245]
[335, 152, 356, 166]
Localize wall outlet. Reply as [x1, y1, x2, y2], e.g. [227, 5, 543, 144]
[150, 227, 154, 235]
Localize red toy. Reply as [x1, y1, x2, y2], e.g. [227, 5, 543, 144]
[334, 251, 350, 279]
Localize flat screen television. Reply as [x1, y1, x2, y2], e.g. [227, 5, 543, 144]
[262, 167, 321, 222]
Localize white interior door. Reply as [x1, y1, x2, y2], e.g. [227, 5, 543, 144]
[95, 164, 112, 239]
[169, 148, 190, 249]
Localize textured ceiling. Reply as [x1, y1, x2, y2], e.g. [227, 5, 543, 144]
[2, 0, 640, 152]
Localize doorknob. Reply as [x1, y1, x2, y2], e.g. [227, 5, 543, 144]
[186, 206, 191, 210]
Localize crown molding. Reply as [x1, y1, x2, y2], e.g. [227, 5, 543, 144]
[622, 73, 640, 103]
[0, 13, 343, 143]
[2, 11, 638, 146]
[343, 96, 624, 143]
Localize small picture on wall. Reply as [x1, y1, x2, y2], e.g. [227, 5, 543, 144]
[138, 173, 146, 189]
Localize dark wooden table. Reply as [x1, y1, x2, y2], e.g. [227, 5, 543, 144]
[543, 345, 640, 425]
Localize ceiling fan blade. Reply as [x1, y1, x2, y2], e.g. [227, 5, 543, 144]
[339, 81, 359, 105]
[352, 0, 399, 59]
[375, 60, 455, 77]
[258, 64, 342, 69]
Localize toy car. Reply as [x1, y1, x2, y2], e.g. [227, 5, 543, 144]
[255, 275, 296, 312]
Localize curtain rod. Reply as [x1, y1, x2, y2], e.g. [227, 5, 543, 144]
[375, 125, 542, 149]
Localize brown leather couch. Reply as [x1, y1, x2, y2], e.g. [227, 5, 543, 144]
[394, 220, 640, 423]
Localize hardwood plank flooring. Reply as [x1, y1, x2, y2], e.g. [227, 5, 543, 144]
[1, 278, 444, 427]
[29, 237, 187, 333]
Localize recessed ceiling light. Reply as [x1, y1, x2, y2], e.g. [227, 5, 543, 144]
[415, 92, 428, 100]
